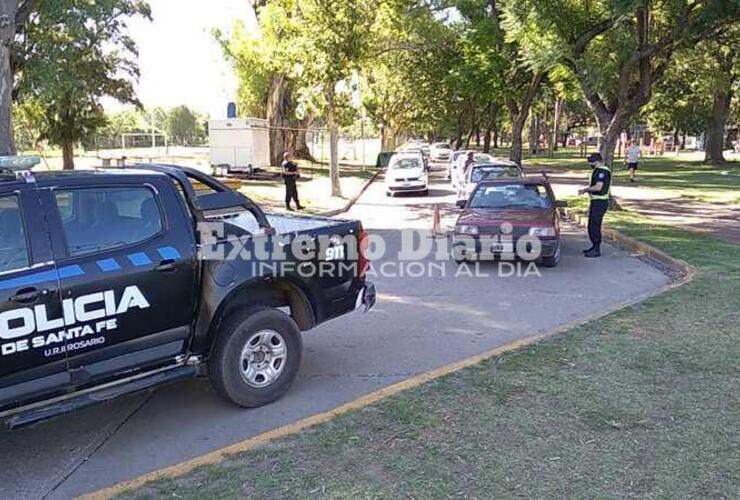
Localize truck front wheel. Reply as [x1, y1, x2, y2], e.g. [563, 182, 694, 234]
[208, 307, 302, 408]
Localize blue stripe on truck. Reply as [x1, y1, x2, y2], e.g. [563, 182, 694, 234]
[157, 246, 181, 260]
[127, 252, 152, 267]
[0, 265, 84, 290]
[96, 258, 122, 272]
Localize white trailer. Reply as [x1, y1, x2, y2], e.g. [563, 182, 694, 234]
[209, 118, 270, 175]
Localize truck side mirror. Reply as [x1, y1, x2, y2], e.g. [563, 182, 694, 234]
[456, 199, 466, 209]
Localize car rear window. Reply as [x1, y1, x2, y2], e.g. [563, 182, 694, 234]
[470, 184, 552, 209]
[471, 166, 521, 182]
[390, 158, 421, 170]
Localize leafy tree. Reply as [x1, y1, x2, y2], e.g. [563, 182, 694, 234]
[101, 108, 148, 138]
[362, 1, 455, 150]
[504, 0, 740, 164]
[701, 30, 740, 163]
[13, 0, 150, 169]
[645, 50, 711, 147]
[217, 9, 315, 165]
[245, 0, 379, 197]
[455, 0, 546, 165]
[166, 105, 206, 146]
[0, 0, 36, 155]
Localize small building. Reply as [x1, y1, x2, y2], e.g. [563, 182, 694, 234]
[209, 118, 270, 175]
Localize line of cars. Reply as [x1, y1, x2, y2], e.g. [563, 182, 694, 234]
[380, 141, 566, 267]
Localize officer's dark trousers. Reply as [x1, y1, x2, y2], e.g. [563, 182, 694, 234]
[285, 178, 300, 207]
[588, 199, 609, 250]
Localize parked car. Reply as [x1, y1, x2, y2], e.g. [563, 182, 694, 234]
[453, 178, 566, 267]
[0, 165, 375, 427]
[457, 160, 524, 199]
[385, 152, 428, 196]
[430, 142, 453, 162]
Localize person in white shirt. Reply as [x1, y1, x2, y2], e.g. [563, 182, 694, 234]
[626, 141, 640, 183]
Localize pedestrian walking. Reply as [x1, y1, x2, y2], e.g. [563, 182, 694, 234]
[282, 152, 304, 211]
[578, 152, 612, 258]
[626, 141, 640, 183]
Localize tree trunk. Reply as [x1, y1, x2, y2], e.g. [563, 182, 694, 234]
[266, 74, 291, 166]
[62, 141, 75, 170]
[528, 114, 539, 154]
[506, 71, 544, 165]
[597, 115, 627, 166]
[326, 89, 342, 197]
[287, 114, 314, 161]
[551, 97, 562, 152]
[483, 127, 492, 153]
[704, 86, 731, 164]
[292, 127, 312, 160]
[509, 117, 525, 165]
[0, 0, 17, 156]
[465, 128, 474, 149]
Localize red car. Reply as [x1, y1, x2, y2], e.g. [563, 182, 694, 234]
[453, 178, 566, 267]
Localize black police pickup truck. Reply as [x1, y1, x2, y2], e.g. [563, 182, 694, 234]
[0, 165, 375, 427]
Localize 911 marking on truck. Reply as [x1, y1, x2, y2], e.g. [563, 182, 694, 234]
[325, 245, 345, 261]
[0, 286, 150, 357]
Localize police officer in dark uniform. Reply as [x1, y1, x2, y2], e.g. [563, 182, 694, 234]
[282, 152, 304, 211]
[578, 152, 611, 258]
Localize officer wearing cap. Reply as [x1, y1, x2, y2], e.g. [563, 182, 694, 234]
[578, 152, 611, 258]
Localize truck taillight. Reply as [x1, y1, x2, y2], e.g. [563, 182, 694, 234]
[358, 229, 370, 277]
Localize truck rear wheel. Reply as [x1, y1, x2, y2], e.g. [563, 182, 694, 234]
[208, 307, 302, 408]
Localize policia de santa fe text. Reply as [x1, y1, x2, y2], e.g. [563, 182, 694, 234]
[578, 152, 612, 258]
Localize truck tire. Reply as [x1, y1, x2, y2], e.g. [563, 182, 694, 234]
[208, 306, 302, 408]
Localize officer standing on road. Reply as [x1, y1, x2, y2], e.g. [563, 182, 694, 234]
[282, 152, 304, 211]
[578, 152, 611, 258]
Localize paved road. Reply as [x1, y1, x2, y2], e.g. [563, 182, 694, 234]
[0, 164, 670, 499]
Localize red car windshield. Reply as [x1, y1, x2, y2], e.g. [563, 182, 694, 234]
[470, 184, 553, 209]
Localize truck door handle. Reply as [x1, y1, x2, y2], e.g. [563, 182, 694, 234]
[154, 259, 176, 273]
[11, 287, 44, 304]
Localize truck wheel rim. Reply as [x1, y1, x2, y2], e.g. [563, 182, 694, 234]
[240, 330, 287, 388]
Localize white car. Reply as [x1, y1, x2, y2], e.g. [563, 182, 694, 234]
[457, 159, 524, 199]
[385, 152, 428, 197]
[430, 142, 453, 162]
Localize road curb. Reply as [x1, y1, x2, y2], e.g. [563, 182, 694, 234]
[82, 207, 696, 500]
[319, 170, 382, 217]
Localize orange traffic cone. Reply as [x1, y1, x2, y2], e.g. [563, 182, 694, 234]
[432, 203, 442, 236]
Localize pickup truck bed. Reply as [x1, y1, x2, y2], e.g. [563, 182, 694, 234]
[232, 212, 350, 234]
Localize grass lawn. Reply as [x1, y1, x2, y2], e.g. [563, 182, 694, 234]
[527, 149, 740, 204]
[237, 165, 377, 214]
[120, 204, 740, 498]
